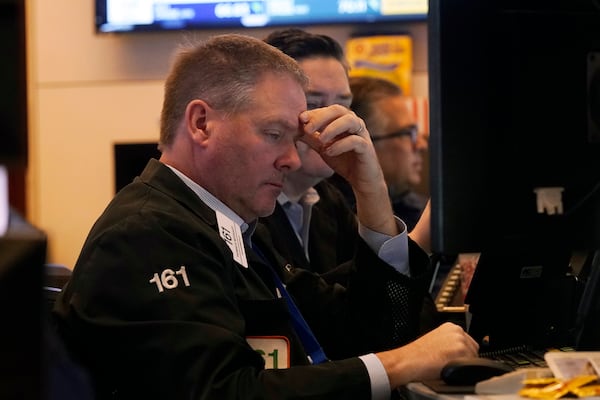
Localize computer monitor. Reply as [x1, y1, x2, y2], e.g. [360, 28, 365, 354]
[573, 250, 600, 350]
[113, 142, 161, 193]
[428, 0, 600, 347]
[429, 0, 600, 257]
[0, 209, 47, 399]
[0, 0, 28, 169]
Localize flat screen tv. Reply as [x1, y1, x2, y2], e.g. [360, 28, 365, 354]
[95, 0, 428, 33]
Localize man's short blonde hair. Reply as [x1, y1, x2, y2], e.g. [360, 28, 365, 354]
[159, 33, 308, 148]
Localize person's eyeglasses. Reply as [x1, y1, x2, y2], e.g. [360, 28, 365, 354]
[305, 93, 353, 110]
[371, 125, 418, 144]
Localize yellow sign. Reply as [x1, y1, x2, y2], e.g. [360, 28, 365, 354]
[345, 35, 413, 96]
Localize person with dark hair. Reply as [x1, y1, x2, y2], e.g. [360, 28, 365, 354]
[260, 29, 355, 282]
[329, 76, 429, 232]
[53, 33, 477, 400]
[261, 28, 437, 335]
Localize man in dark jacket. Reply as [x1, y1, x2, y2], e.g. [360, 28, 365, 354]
[53, 33, 478, 400]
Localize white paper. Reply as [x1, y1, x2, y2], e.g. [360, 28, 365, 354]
[545, 351, 600, 380]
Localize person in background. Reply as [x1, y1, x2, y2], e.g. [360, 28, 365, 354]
[53, 33, 477, 400]
[261, 28, 438, 335]
[328, 76, 429, 232]
[259, 28, 357, 282]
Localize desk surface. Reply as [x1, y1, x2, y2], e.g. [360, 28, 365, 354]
[405, 382, 526, 400]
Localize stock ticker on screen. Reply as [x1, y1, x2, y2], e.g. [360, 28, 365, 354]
[95, 0, 428, 33]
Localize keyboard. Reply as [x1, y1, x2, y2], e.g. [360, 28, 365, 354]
[479, 345, 575, 370]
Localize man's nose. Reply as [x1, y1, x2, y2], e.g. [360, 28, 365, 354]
[415, 133, 429, 152]
[277, 142, 302, 172]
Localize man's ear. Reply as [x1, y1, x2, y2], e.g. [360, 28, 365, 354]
[185, 99, 210, 144]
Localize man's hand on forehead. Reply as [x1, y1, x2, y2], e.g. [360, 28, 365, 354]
[297, 128, 325, 152]
[297, 105, 366, 154]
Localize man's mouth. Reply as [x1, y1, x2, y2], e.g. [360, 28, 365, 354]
[265, 181, 283, 190]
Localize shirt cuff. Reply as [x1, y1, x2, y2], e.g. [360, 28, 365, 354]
[359, 353, 391, 400]
[358, 217, 410, 276]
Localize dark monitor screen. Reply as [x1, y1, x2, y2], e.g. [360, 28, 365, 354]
[574, 250, 600, 350]
[464, 235, 577, 348]
[114, 143, 161, 193]
[428, 0, 600, 348]
[0, 0, 28, 167]
[428, 0, 600, 257]
[0, 209, 47, 398]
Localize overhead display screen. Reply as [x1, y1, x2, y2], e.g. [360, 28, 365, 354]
[96, 0, 428, 33]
